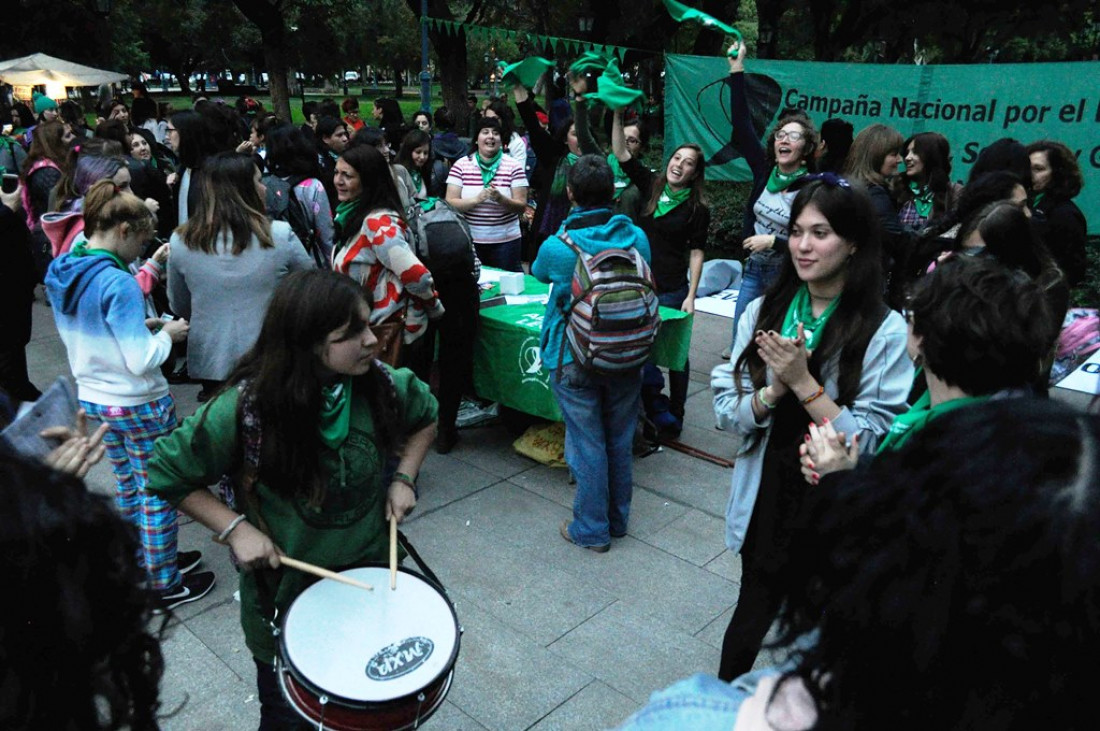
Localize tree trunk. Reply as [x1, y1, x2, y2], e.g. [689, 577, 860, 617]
[233, 0, 292, 121]
[405, 0, 471, 133]
[170, 64, 193, 95]
[393, 66, 404, 98]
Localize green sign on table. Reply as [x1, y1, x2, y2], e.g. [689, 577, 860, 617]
[474, 273, 692, 421]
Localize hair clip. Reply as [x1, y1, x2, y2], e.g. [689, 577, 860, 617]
[73, 144, 81, 153]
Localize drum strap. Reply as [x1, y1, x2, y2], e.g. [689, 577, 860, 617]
[397, 530, 450, 599]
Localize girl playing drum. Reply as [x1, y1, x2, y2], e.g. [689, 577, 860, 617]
[148, 269, 438, 728]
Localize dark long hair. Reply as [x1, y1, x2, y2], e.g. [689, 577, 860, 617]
[897, 132, 955, 218]
[733, 177, 886, 449]
[169, 110, 213, 170]
[396, 128, 433, 189]
[224, 270, 401, 500]
[0, 450, 164, 730]
[178, 152, 273, 254]
[265, 124, 322, 180]
[335, 144, 405, 244]
[773, 399, 1100, 729]
[642, 143, 708, 219]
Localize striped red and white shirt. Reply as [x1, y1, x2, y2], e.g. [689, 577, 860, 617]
[446, 154, 528, 245]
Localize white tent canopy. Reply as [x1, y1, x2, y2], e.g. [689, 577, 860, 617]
[0, 53, 126, 88]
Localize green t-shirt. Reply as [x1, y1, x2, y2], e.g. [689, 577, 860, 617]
[148, 366, 438, 663]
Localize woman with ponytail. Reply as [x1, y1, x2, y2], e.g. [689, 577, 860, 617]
[711, 175, 913, 681]
[45, 179, 213, 612]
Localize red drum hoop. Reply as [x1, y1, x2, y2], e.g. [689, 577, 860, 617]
[277, 564, 461, 730]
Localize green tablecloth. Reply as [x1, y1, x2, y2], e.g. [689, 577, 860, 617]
[473, 271, 692, 421]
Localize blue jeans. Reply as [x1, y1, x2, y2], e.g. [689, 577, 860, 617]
[730, 253, 785, 348]
[475, 237, 522, 272]
[550, 363, 643, 546]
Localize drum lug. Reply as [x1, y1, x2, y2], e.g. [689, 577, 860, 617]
[270, 608, 282, 637]
[414, 692, 426, 728]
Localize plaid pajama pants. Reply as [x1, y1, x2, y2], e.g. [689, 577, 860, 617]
[81, 395, 180, 592]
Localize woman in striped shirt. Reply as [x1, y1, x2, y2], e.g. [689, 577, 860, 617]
[445, 116, 529, 272]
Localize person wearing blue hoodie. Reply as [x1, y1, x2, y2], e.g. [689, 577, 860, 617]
[533, 154, 651, 553]
[45, 179, 214, 612]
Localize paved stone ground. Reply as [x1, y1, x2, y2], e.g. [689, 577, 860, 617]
[26, 291, 777, 730]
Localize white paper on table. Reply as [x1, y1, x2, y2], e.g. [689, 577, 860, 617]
[693, 289, 739, 319]
[478, 268, 503, 285]
[504, 295, 549, 306]
[1055, 349, 1100, 395]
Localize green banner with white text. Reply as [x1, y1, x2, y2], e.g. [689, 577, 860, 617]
[665, 55, 1100, 234]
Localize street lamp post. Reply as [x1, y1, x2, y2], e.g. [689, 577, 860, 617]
[419, 0, 431, 112]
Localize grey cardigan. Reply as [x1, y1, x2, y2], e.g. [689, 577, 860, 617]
[168, 221, 315, 380]
[712, 296, 913, 553]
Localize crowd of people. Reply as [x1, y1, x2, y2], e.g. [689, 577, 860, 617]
[0, 38, 1095, 729]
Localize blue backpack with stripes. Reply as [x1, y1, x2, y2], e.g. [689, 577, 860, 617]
[559, 231, 661, 375]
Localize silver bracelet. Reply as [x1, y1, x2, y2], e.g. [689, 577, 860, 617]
[217, 514, 247, 543]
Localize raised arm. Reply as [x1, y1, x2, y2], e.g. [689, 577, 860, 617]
[514, 83, 565, 167]
[727, 44, 767, 183]
[571, 77, 603, 156]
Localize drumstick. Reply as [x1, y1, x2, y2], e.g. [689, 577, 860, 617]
[389, 516, 398, 590]
[280, 556, 374, 592]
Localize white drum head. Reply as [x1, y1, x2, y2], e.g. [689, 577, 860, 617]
[282, 566, 459, 703]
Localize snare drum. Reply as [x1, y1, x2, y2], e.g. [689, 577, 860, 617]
[277, 565, 461, 730]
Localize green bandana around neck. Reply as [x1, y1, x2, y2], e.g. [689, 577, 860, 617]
[876, 390, 988, 455]
[1030, 191, 1046, 209]
[908, 180, 934, 218]
[333, 199, 360, 248]
[608, 154, 630, 200]
[410, 170, 424, 197]
[781, 284, 839, 351]
[318, 376, 353, 449]
[550, 152, 580, 197]
[476, 148, 503, 188]
[653, 183, 691, 218]
[70, 239, 129, 271]
[766, 165, 808, 194]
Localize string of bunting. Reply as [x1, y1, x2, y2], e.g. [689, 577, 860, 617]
[422, 17, 649, 61]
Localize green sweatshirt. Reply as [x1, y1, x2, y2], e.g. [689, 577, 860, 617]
[148, 368, 437, 663]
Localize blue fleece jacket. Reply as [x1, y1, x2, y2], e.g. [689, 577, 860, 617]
[45, 251, 172, 406]
[531, 206, 651, 370]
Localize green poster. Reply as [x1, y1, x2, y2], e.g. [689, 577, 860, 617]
[665, 54, 1100, 234]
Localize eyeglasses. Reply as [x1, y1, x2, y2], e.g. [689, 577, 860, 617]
[774, 130, 804, 142]
[166, 126, 178, 133]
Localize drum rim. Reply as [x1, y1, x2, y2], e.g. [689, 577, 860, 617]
[278, 562, 461, 708]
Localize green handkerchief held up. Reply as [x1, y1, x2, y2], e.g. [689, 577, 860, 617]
[592, 58, 644, 111]
[500, 57, 554, 90]
[569, 52, 611, 77]
[661, 0, 743, 54]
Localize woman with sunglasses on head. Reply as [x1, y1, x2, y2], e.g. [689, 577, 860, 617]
[725, 45, 818, 357]
[712, 173, 913, 681]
